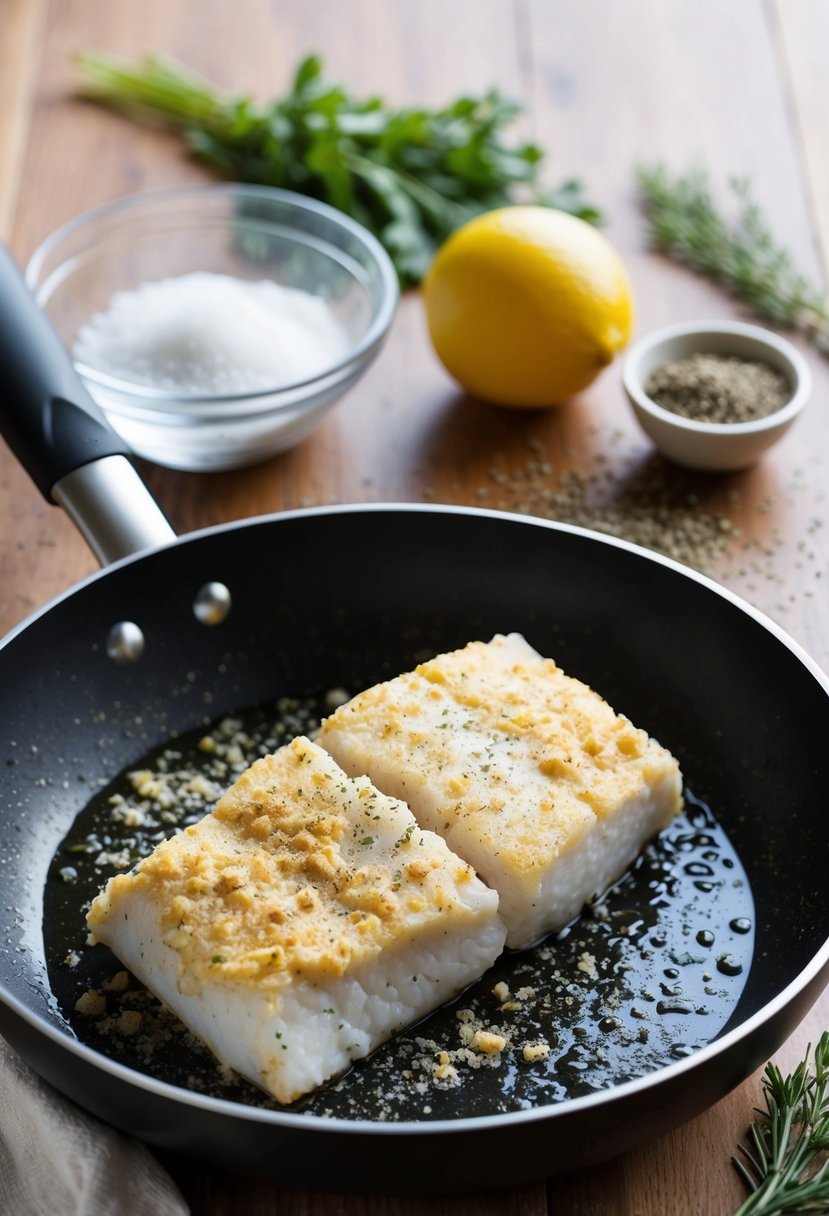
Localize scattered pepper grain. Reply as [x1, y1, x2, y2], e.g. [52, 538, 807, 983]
[480, 455, 738, 572]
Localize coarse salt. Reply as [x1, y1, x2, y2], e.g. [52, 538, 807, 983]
[74, 272, 350, 395]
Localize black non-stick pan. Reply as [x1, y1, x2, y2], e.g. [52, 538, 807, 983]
[1, 245, 828, 1192]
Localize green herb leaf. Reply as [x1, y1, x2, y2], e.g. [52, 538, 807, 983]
[732, 1032, 829, 1214]
[76, 50, 602, 284]
[637, 163, 829, 357]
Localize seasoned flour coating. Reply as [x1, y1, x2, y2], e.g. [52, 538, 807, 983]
[320, 633, 683, 948]
[87, 737, 505, 1103]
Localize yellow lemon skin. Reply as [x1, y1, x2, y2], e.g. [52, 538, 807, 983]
[423, 206, 635, 408]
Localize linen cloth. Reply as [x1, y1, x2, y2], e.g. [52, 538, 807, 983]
[0, 1034, 188, 1216]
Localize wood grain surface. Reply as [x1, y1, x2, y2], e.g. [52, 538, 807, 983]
[1, 2, 827, 1213]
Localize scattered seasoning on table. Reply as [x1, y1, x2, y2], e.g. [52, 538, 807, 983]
[452, 439, 826, 648]
[469, 448, 739, 572]
[644, 353, 790, 424]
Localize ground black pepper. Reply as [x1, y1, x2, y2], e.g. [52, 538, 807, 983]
[645, 353, 790, 424]
[472, 447, 739, 572]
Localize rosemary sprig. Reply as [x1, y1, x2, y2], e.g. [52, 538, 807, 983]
[733, 1032, 829, 1214]
[637, 164, 829, 357]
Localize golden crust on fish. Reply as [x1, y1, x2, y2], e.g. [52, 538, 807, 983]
[87, 737, 505, 1102]
[320, 633, 683, 948]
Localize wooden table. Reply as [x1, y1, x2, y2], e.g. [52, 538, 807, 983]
[2, 1, 828, 1211]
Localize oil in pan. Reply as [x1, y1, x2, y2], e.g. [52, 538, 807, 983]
[43, 692, 754, 1121]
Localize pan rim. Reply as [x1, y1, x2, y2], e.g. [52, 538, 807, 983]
[3, 501, 829, 1134]
[4, 945, 829, 1136]
[3, 497, 828, 679]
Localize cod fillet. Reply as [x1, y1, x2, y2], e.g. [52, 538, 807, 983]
[320, 633, 683, 949]
[87, 736, 506, 1104]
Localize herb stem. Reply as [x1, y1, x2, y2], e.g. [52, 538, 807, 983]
[732, 1033, 829, 1215]
[343, 149, 474, 228]
[637, 164, 829, 359]
[76, 50, 601, 284]
[77, 51, 227, 129]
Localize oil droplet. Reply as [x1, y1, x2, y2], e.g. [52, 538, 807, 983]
[670, 1043, 694, 1058]
[657, 999, 693, 1016]
[730, 918, 752, 934]
[717, 954, 743, 977]
[694, 881, 715, 893]
[696, 930, 715, 947]
[684, 862, 714, 877]
[663, 967, 680, 980]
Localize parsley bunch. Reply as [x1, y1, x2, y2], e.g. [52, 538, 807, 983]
[77, 51, 600, 284]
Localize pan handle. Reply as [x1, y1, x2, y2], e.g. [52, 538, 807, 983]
[0, 243, 175, 565]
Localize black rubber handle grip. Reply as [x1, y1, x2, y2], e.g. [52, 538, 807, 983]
[0, 242, 130, 501]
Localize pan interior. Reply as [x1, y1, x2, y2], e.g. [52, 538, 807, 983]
[1, 507, 828, 1130]
[43, 690, 754, 1122]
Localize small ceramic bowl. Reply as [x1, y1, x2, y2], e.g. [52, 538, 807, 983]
[622, 320, 811, 472]
[26, 185, 399, 472]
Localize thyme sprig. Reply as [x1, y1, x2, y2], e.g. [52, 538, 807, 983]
[637, 164, 829, 357]
[76, 51, 601, 285]
[733, 1032, 829, 1214]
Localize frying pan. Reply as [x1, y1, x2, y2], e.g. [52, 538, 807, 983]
[1, 242, 828, 1192]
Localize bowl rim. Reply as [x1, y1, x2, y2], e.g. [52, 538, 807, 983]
[622, 319, 812, 437]
[25, 182, 400, 404]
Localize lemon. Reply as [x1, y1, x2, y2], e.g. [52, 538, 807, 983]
[422, 206, 634, 407]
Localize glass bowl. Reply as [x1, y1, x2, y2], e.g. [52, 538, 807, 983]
[26, 185, 399, 471]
